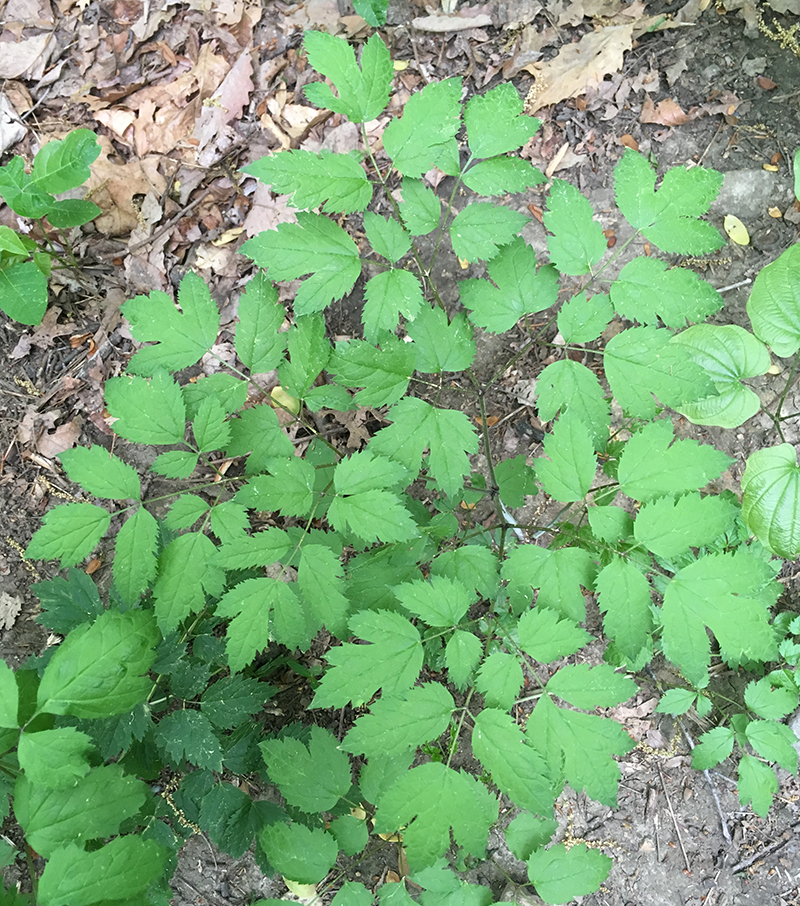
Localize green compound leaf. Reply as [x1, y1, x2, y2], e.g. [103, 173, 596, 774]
[329, 337, 415, 407]
[0, 260, 48, 325]
[311, 610, 423, 708]
[31, 129, 100, 194]
[363, 211, 412, 263]
[342, 684, 454, 759]
[744, 677, 799, 720]
[745, 720, 798, 772]
[17, 727, 93, 790]
[193, 396, 230, 452]
[26, 502, 110, 568]
[450, 202, 529, 263]
[105, 370, 186, 445]
[150, 450, 197, 479]
[476, 650, 523, 710]
[164, 493, 210, 530]
[260, 726, 351, 811]
[618, 419, 733, 502]
[535, 360, 610, 449]
[738, 754, 778, 817]
[506, 813, 558, 861]
[37, 837, 167, 906]
[445, 629, 482, 691]
[369, 396, 478, 497]
[183, 372, 247, 417]
[534, 411, 596, 503]
[236, 273, 286, 374]
[37, 609, 158, 718]
[604, 326, 717, 420]
[122, 272, 219, 375]
[546, 664, 636, 709]
[595, 557, 654, 664]
[113, 506, 158, 604]
[279, 312, 331, 398]
[742, 444, 800, 558]
[460, 237, 558, 334]
[408, 306, 475, 373]
[747, 242, 800, 356]
[544, 179, 606, 276]
[153, 532, 223, 635]
[210, 500, 249, 544]
[226, 404, 294, 474]
[610, 257, 724, 329]
[201, 674, 266, 729]
[328, 489, 417, 543]
[634, 492, 739, 558]
[614, 149, 723, 254]
[32, 570, 104, 635]
[557, 291, 613, 345]
[236, 463, 314, 520]
[375, 762, 498, 869]
[384, 78, 462, 178]
[472, 709, 554, 816]
[399, 178, 441, 235]
[304, 31, 393, 124]
[259, 822, 338, 884]
[671, 324, 771, 429]
[656, 688, 699, 717]
[393, 575, 475, 626]
[526, 693, 634, 806]
[59, 445, 140, 501]
[517, 607, 591, 662]
[244, 149, 371, 214]
[588, 506, 633, 544]
[241, 212, 361, 315]
[462, 157, 545, 196]
[527, 843, 611, 906]
[298, 544, 349, 637]
[502, 545, 596, 622]
[362, 268, 424, 342]
[155, 709, 222, 771]
[464, 82, 540, 158]
[431, 545, 499, 599]
[661, 551, 779, 686]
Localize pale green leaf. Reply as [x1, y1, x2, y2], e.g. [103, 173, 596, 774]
[634, 492, 738, 558]
[444, 629, 482, 690]
[746, 243, 800, 357]
[535, 359, 609, 449]
[476, 650, 523, 710]
[738, 754, 778, 817]
[259, 822, 338, 884]
[393, 575, 475, 626]
[517, 607, 591, 662]
[544, 179, 606, 276]
[464, 83, 539, 158]
[26, 502, 110, 568]
[299, 544, 349, 637]
[363, 268, 424, 342]
[328, 489, 417, 544]
[450, 202, 528, 263]
[0, 260, 48, 325]
[399, 178, 441, 235]
[462, 157, 545, 196]
[235, 272, 286, 374]
[745, 720, 798, 772]
[744, 677, 799, 720]
[329, 337, 415, 407]
[557, 292, 613, 345]
[17, 727, 93, 789]
[595, 557, 654, 664]
[534, 410, 596, 503]
[546, 664, 636, 709]
[113, 507, 158, 604]
[742, 443, 800, 558]
[527, 843, 611, 905]
[59, 446, 140, 500]
[655, 688, 698, 716]
[0, 660, 17, 727]
[105, 371, 186, 444]
[408, 306, 476, 373]
[506, 813, 558, 861]
[587, 506, 633, 543]
[153, 532, 223, 635]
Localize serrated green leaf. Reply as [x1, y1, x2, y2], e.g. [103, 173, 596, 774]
[114, 507, 158, 604]
[37, 609, 158, 717]
[450, 202, 528, 263]
[534, 410, 596, 503]
[384, 78, 462, 178]
[604, 326, 717, 419]
[122, 272, 219, 375]
[472, 709, 554, 816]
[311, 610, 423, 708]
[544, 179, 606, 276]
[738, 754, 778, 817]
[744, 677, 799, 720]
[342, 684, 454, 758]
[183, 372, 248, 418]
[153, 532, 223, 635]
[0, 660, 17, 728]
[353, 0, 387, 25]
[745, 720, 798, 772]
[364, 211, 412, 263]
[261, 725, 351, 811]
[495, 454, 538, 507]
[329, 820, 370, 858]
[259, 822, 338, 884]
[671, 324, 770, 429]
[329, 337, 415, 406]
[475, 650, 523, 710]
[304, 31, 392, 123]
[17, 727, 93, 789]
[26, 502, 110, 568]
[517, 607, 591, 662]
[462, 157, 545, 196]
[407, 305, 476, 373]
[557, 291, 613, 345]
[587, 506, 633, 543]
[614, 150, 723, 254]
[236, 458, 315, 517]
[431, 545, 499, 599]
[0, 260, 48, 325]
[464, 83, 539, 158]
[202, 674, 267, 728]
[59, 445, 140, 500]
[105, 370, 186, 444]
[241, 212, 361, 315]
[399, 178, 441, 235]
[527, 843, 611, 905]
[742, 444, 800, 558]
[329, 489, 417, 544]
[298, 544, 349, 637]
[155, 709, 222, 770]
[31, 129, 100, 194]
[506, 813, 558, 861]
[611, 256, 723, 329]
[376, 762, 498, 869]
[32, 569, 104, 634]
[245, 149, 371, 213]
[226, 403, 294, 473]
[634, 492, 738, 558]
[502, 545, 596, 622]
[236, 272, 286, 373]
[595, 557, 654, 664]
[546, 664, 636, 709]
[278, 311, 330, 397]
[164, 493, 210, 529]
[200, 783, 281, 859]
[370, 397, 478, 496]
[363, 268, 424, 342]
[193, 395, 230, 452]
[394, 575, 475, 626]
[210, 500, 249, 544]
[655, 688, 698, 716]
[747, 243, 800, 356]
[444, 629, 482, 690]
[150, 449, 198, 478]
[661, 551, 778, 685]
[618, 419, 732, 502]
[535, 360, 609, 449]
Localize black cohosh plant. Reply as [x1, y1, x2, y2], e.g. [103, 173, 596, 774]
[3, 27, 800, 906]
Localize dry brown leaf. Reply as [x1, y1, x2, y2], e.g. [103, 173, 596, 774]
[193, 49, 254, 162]
[37, 418, 83, 459]
[524, 24, 635, 114]
[0, 32, 53, 79]
[639, 97, 693, 125]
[0, 593, 22, 631]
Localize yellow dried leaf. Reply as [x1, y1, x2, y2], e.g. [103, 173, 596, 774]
[271, 386, 301, 415]
[723, 214, 750, 246]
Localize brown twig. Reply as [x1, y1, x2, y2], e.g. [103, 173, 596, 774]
[656, 762, 691, 871]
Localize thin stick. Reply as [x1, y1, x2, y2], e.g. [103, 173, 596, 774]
[656, 763, 691, 871]
[680, 724, 732, 845]
[730, 822, 800, 873]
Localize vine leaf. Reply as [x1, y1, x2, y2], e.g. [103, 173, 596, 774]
[527, 843, 612, 906]
[742, 443, 800, 558]
[746, 243, 800, 357]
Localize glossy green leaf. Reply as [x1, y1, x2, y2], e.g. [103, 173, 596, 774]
[527, 843, 611, 905]
[747, 243, 800, 357]
[742, 444, 800, 558]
